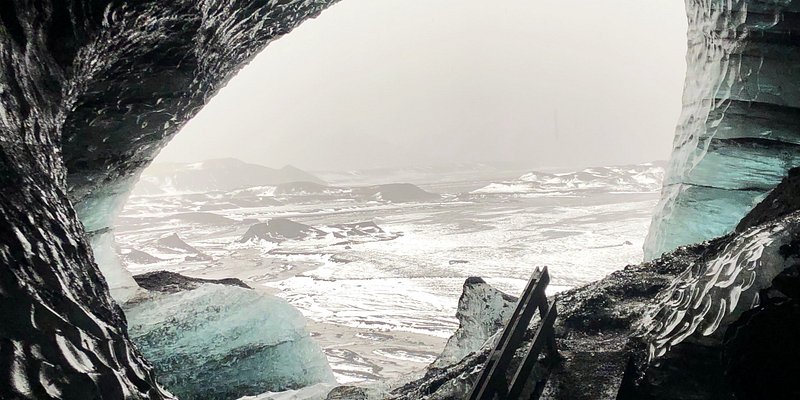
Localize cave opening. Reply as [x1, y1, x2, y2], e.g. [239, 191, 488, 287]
[2, 0, 799, 398]
[104, 0, 688, 397]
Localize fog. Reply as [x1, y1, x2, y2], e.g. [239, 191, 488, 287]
[156, 0, 688, 171]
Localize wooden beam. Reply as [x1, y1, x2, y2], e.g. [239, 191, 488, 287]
[506, 302, 558, 399]
[467, 267, 550, 400]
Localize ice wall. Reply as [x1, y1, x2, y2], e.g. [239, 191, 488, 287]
[74, 175, 141, 302]
[645, 0, 800, 259]
[0, 1, 341, 398]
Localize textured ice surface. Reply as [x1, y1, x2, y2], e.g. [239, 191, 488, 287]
[89, 230, 140, 302]
[639, 215, 799, 361]
[645, 1, 800, 259]
[432, 278, 517, 368]
[125, 284, 334, 399]
[74, 175, 143, 302]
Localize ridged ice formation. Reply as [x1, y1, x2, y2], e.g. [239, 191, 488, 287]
[645, 0, 800, 259]
[639, 215, 798, 361]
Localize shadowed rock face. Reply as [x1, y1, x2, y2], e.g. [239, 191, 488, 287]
[0, 1, 338, 398]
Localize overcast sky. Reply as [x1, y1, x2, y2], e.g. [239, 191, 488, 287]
[156, 0, 688, 171]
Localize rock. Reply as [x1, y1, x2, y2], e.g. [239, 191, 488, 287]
[124, 249, 164, 264]
[326, 386, 370, 400]
[133, 270, 251, 294]
[353, 183, 439, 203]
[239, 218, 326, 243]
[736, 167, 800, 233]
[156, 233, 204, 254]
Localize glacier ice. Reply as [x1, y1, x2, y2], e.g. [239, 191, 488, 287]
[74, 175, 142, 302]
[124, 284, 335, 399]
[432, 277, 517, 368]
[644, 0, 800, 259]
[89, 230, 141, 302]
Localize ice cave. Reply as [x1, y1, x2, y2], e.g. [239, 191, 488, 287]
[0, 0, 799, 399]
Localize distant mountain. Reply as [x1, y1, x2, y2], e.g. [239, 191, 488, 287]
[473, 162, 666, 194]
[134, 158, 326, 194]
[154, 233, 212, 261]
[353, 183, 440, 203]
[239, 218, 326, 243]
[122, 249, 164, 265]
[274, 181, 331, 195]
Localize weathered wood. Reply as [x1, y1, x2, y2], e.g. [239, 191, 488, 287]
[468, 267, 548, 399]
[467, 266, 559, 400]
[507, 302, 558, 399]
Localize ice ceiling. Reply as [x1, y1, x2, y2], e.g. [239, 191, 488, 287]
[0, 0, 798, 397]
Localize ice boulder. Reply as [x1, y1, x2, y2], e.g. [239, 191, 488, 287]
[124, 283, 335, 399]
[432, 277, 517, 368]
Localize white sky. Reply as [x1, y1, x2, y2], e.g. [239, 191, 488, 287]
[156, 0, 688, 171]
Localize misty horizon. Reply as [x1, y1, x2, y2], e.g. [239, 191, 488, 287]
[146, 156, 669, 175]
[154, 0, 687, 171]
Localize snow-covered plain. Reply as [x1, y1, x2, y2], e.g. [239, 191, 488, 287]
[115, 163, 662, 385]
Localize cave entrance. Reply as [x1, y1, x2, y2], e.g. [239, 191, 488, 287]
[113, 0, 687, 395]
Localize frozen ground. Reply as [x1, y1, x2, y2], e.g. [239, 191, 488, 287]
[115, 163, 662, 384]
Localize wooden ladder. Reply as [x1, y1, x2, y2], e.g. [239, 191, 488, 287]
[467, 266, 559, 400]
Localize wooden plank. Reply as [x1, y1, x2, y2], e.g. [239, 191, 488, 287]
[467, 267, 550, 400]
[506, 302, 558, 399]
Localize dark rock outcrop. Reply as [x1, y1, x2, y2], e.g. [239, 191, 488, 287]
[133, 270, 251, 294]
[354, 183, 440, 203]
[736, 167, 800, 233]
[124, 248, 164, 264]
[154, 233, 212, 261]
[239, 218, 326, 243]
